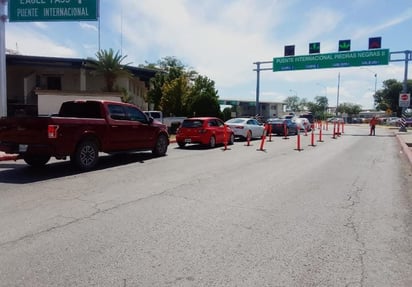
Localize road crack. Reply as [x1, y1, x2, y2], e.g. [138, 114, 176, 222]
[343, 176, 366, 287]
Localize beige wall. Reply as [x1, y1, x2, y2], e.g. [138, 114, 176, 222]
[36, 91, 122, 115]
[7, 61, 151, 116]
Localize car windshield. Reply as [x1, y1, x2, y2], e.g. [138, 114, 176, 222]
[182, 120, 203, 128]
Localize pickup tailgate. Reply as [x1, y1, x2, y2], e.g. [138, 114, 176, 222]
[0, 117, 53, 154]
[0, 117, 108, 156]
[0, 117, 50, 144]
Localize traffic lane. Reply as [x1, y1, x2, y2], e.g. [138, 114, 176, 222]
[0, 125, 411, 286]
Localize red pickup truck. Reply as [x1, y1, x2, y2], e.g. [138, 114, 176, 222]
[0, 100, 169, 170]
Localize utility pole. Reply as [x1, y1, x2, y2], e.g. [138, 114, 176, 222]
[0, 0, 7, 117]
[336, 73, 340, 116]
[253, 61, 271, 116]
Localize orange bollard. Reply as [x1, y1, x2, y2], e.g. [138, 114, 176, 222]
[341, 121, 345, 133]
[283, 123, 289, 140]
[245, 130, 251, 146]
[268, 123, 272, 142]
[332, 122, 337, 139]
[258, 124, 267, 151]
[223, 124, 228, 150]
[337, 121, 341, 136]
[310, 128, 316, 146]
[295, 130, 302, 151]
[318, 127, 324, 142]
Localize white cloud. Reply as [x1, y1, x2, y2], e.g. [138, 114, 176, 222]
[79, 22, 98, 32]
[4, 0, 411, 111]
[6, 27, 76, 57]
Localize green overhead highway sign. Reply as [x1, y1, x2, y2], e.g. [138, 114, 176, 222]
[9, 0, 99, 22]
[309, 42, 320, 54]
[339, 39, 351, 51]
[273, 49, 389, 72]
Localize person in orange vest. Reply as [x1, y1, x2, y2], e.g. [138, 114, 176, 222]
[369, 116, 378, 136]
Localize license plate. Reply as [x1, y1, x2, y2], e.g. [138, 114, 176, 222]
[185, 138, 191, 143]
[19, 144, 28, 152]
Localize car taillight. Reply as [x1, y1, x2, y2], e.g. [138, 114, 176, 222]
[48, 125, 59, 139]
[198, 129, 207, 134]
[234, 125, 244, 129]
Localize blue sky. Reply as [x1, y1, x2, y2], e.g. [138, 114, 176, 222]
[5, 0, 412, 110]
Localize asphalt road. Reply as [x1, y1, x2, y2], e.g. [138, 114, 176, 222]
[0, 124, 411, 287]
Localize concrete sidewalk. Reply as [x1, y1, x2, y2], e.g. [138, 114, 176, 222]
[394, 129, 412, 167]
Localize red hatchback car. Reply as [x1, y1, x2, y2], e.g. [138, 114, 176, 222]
[176, 117, 235, 148]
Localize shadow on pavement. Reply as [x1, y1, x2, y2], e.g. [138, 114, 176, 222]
[0, 152, 158, 184]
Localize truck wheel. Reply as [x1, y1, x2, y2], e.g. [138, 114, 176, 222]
[23, 155, 50, 167]
[72, 140, 99, 171]
[152, 134, 168, 156]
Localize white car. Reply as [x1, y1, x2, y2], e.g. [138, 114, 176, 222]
[225, 118, 265, 140]
[294, 117, 312, 131]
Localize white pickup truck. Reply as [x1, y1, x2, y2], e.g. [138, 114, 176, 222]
[144, 111, 186, 134]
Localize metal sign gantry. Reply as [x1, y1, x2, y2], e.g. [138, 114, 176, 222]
[253, 50, 412, 121]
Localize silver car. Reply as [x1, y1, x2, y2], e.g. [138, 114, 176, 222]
[225, 118, 265, 140]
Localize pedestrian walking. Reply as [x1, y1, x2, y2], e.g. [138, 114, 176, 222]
[369, 116, 377, 136]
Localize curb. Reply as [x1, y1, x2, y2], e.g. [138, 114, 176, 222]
[395, 134, 412, 168]
[0, 152, 18, 162]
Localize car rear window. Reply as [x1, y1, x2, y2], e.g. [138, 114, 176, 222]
[299, 114, 314, 123]
[59, 101, 103, 118]
[182, 120, 203, 128]
[226, 118, 245, 124]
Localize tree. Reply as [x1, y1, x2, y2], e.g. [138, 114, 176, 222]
[160, 75, 190, 116]
[144, 56, 223, 117]
[284, 96, 300, 112]
[185, 75, 221, 117]
[314, 96, 328, 112]
[373, 79, 412, 116]
[145, 57, 197, 111]
[87, 49, 132, 92]
[306, 96, 329, 119]
[222, 107, 232, 121]
[337, 103, 362, 115]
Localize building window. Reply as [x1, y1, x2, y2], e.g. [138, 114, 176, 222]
[47, 76, 61, 90]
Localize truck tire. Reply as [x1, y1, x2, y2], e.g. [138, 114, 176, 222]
[71, 140, 99, 171]
[23, 155, 51, 167]
[152, 134, 168, 156]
